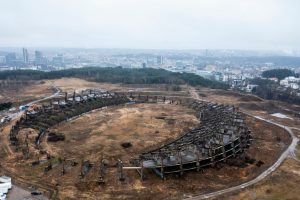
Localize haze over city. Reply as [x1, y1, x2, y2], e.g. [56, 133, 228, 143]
[0, 0, 299, 50]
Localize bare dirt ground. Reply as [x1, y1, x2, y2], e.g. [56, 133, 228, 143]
[43, 78, 190, 97]
[0, 111, 290, 200]
[45, 103, 199, 163]
[0, 80, 54, 105]
[0, 80, 297, 200]
[197, 87, 300, 128]
[223, 159, 300, 200]
[7, 185, 48, 200]
[43, 78, 120, 94]
[193, 87, 300, 200]
[50, 116, 290, 199]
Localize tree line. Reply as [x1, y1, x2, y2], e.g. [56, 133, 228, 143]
[251, 69, 300, 105]
[0, 67, 229, 89]
[0, 102, 12, 111]
[261, 68, 298, 80]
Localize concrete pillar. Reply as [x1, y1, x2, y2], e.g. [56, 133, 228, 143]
[222, 145, 226, 157]
[140, 161, 144, 181]
[179, 151, 183, 176]
[118, 159, 125, 181]
[160, 155, 164, 179]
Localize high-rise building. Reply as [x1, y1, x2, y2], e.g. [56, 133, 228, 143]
[5, 53, 16, 65]
[22, 48, 29, 63]
[52, 54, 65, 66]
[35, 50, 43, 65]
[142, 62, 147, 68]
[157, 55, 163, 65]
[0, 56, 5, 64]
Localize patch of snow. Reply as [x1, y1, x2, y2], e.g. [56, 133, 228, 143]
[271, 113, 293, 120]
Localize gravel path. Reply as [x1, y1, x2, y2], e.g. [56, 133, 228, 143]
[7, 185, 48, 200]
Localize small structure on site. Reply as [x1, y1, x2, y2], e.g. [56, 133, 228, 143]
[0, 176, 12, 200]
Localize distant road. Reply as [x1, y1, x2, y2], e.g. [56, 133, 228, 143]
[26, 86, 61, 106]
[8, 185, 48, 200]
[8, 86, 60, 120]
[186, 88, 300, 200]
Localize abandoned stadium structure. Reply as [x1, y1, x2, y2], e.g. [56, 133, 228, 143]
[9, 89, 129, 148]
[8, 89, 252, 181]
[140, 101, 252, 179]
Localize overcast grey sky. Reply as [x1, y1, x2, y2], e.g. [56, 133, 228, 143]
[0, 0, 299, 50]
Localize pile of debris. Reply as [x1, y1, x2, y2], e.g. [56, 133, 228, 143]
[47, 132, 65, 142]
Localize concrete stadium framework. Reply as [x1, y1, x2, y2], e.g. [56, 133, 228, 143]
[7, 90, 252, 182]
[140, 101, 252, 179]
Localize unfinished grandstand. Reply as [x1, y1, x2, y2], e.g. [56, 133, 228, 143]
[140, 101, 251, 178]
[7, 89, 252, 183]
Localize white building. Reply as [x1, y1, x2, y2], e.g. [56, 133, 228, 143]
[0, 176, 12, 199]
[245, 84, 258, 92]
[280, 76, 300, 89]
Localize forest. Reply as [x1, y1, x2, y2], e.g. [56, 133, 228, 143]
[0, 67, 229, 89]
[261, 68, 297, 80]
[251, 69, 300, 105]
[0, 102, 12, 111]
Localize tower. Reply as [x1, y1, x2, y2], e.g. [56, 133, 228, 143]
[157, 55, 163, 65]
[22, 48, 29, 63]
[35, 51, 43, 65]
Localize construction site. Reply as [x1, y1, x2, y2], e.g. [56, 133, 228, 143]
[0, 79, 297, 199]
